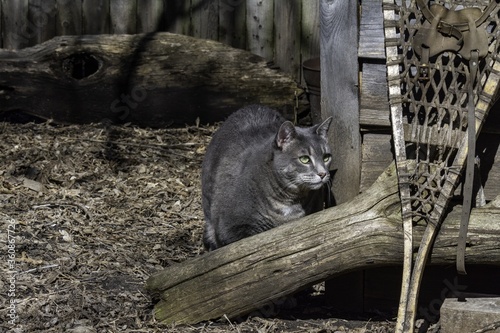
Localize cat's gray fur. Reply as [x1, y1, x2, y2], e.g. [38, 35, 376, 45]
[201, 105, 333, 250]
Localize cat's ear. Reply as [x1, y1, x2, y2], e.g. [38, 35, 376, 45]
[276, 121, 297, 149]
[315, 117, 333, 139]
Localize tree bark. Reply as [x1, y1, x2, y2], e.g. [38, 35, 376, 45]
[0, 32, 301, 127]
[145, 163, 500, 324]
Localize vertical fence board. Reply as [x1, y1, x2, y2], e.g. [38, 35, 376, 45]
[137, 0, 165, 33]
[28, 0, 56, 46]
[320, 0, 360, 203]
[56, 0, 82, 35]
[219, 0, 246, 49]
[274, 0, 301, 78]
[165, 0, 191, 35]
[320, 0, 362, 312]
[246, 0, 274, 60]
[192, 0, 218, 40]
[82, 0, 110, 34]
[1, 0, 29, 49]
[110, 0, 137, 34]
[301, 0, 320, 73]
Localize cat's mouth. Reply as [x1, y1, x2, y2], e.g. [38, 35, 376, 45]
[306, 176, 329, 189]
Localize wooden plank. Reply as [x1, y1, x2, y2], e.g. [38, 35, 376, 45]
[219, 0, 246, 49]
[56, 0, 82, 36]
[28, 0, 57, 46]
[274, 0, 301, 78]
[360, 133, 393, 192]
[359, 0, 385, 59]
[246, 0, 274, 60]
[320, 0, 361, 203]
[82, 0, 110, 34]
[137, 0, 165, 33]
[360, 62, 391, 128]
[1, 0, 29, 49]
[321, 0, 361, 312]
[165, 0, 191, 35]
[301, 1, 321, 84]
[110, 0, 137, 34]
[191, 0, 218, 40]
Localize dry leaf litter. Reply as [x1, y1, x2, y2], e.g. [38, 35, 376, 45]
[0, 120, 395, 333]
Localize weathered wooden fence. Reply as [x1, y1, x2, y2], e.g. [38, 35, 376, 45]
[0, 0, 320, 82]
[2, 0, 499, 200]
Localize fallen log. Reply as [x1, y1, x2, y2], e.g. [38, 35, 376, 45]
[145, 163, 500, 324]
[0, 32, 301, 127]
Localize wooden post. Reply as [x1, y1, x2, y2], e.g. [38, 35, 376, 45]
[320, 0, 362, 312]
[320, 0, 361, 203]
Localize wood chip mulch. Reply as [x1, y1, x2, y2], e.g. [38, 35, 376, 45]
[0, 120, 395, 333]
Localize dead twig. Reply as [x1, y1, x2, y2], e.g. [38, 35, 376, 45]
[18, 264, 60, 275]
[32, 202, 93, 220]
[83, 138, 202, 151]
[475, 321, 500, 333]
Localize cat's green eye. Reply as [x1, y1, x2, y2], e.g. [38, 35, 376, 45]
[323, 154, 332, 162]
[299, 155, 311, 164]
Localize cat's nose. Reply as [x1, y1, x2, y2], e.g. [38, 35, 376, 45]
[318, 172, 327, 179]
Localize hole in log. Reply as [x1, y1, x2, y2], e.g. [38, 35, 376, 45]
[0, 85, 15, 93]
[62, 53, 101, 80]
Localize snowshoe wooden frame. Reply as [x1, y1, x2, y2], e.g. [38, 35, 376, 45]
[382, 0, 500, 331]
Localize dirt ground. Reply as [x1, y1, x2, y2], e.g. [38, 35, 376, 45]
[1, 120, 397, 333]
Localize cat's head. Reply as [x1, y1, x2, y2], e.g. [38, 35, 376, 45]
[273, 117, 333, 192]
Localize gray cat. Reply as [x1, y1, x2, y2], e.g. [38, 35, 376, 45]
[201, 105, 333, 250]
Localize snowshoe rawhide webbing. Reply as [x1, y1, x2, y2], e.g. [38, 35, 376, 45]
[382, 0, 500, 332]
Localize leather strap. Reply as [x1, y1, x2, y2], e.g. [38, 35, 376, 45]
[413, 0, 493, 60]
[414, 0, 495, 275]
[456, 50, 479, 275]
[416, 0, 499, 33]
